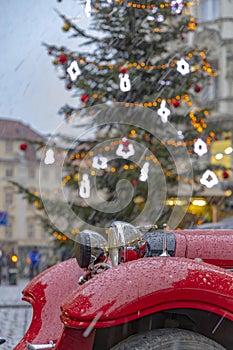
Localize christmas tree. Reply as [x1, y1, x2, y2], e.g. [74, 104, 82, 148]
[15, 0, 223, 247]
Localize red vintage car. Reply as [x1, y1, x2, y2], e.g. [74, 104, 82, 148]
[14, 222, 233, 350]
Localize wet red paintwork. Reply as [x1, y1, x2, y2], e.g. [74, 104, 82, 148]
[13, 258, 83, 350]
[61, 257, 233, 329]
[14, 229, 233, 350]
[174, 229, 233, 267]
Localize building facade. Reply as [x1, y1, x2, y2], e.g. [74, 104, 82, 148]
[0, 119, 60, 274]
[198, 0, 233, 189]
[196, 0, 233, 123]
[183, 1, 233, 224]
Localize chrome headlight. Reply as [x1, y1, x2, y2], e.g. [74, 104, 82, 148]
[74, 230, 108, 268]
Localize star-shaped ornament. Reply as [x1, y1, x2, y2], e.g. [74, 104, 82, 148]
[67, 61, 81, 81]
[92, 156, 108, 170]
[171, 0, 184, 14]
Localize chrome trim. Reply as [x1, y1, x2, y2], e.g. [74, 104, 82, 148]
[26, 341, 55, 349]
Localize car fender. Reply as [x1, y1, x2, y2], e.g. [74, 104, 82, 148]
[14, 258, 83, 350]
[61, 257, 233, 329]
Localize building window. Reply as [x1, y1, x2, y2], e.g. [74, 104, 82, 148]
[5, 167, 13, 178]
[199, 0, 219, 21]
[5, 221, 13, 238]
[29, 168, 36, 179]
[27, 223, 35, 238]
[5, 141, 13, 153]
[5, 192, 13, 207]
[201, 59, 218, 102]
[41, 227, 47, 239]
[202, 76, 219, 101]
[42, 169, 49, 179]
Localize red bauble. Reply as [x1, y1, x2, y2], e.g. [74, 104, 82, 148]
[66, 83, 72, 90]
[48, 50, 52, 55]
[180, 34, 185, 40]
[122, 137, 130, 147]
[58, 55, 67, 64]
[222, 171, 229, 179]
[119, 67, 128, 74]
[195, 85, 201, 93]
[131, 179, 137, 186]
[20, 143, 27, 151]
[81, 94, 89, 103]
[172, 98, 180, 108]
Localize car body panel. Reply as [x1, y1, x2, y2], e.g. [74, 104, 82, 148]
[61, 257, 233, 329]
[14, 258, 83, 350]
[14, 229, 233, 350]
[174, 229, 233, 268]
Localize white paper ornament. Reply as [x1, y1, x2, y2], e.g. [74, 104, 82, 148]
[171, 0, 184, 14]
[194, 138, 208, 156]
[119, 73, 131, 92]
[67, 61, 81, 81]
[158, 80, 171, 86]
[92, 156, 108, 170]
[44, 149, 55, 165]
[157, 100, 171, 123]
[79, 174, 91, 198]
[139, 162, 150, 182]
[200, 170, 219, 189]
[116, 138, 135, 159]
[177, 130, 184, 140]
[85, 0, 92, 17]
[147, 15, 155, 21]
[157, 14, 164, 22]
[177, 58, 190, 76]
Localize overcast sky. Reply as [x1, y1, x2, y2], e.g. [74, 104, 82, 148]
[0, 0, 91, 135]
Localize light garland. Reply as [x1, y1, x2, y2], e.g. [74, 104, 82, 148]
[126, 1, 199, 9]
[61, 133, 199, 187]
[71, 50, 217, 76]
